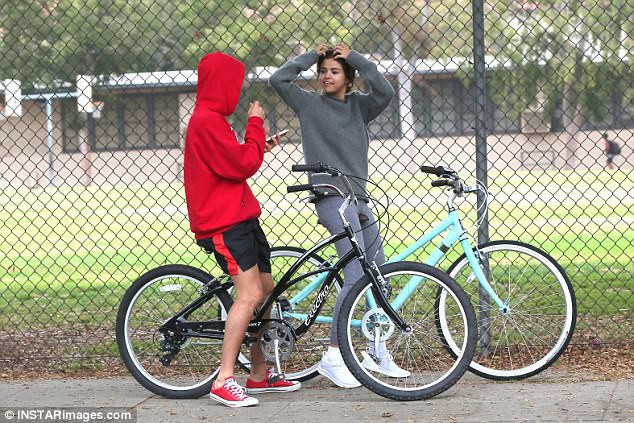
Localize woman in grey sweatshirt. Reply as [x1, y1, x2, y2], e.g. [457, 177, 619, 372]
[270, 42, 409, 388]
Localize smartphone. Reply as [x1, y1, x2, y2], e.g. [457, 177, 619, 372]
[266, 129, 289, 144]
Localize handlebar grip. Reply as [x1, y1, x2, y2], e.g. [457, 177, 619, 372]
[420, 165, 446, 176]
[291, 162, 324, 173]
[287, 184, 314, 193]
[431, 179, 450, 188]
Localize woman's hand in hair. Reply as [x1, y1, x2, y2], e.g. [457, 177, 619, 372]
[333, 42, 350, 60]
[315, 43, 331, 56]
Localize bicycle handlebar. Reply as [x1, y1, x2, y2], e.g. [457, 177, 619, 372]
[291, 163, 324, 173]
[286, 184, 315, 194]
[420, 163, 486, 214]
[291, 162, 341, 177]
[419, 165, 447, 176]
[420, 164, 466, 196]
[431, 179, 451, 188]
[289, 162, 355, 200]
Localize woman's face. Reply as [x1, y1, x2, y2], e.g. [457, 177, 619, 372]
[318, 58, 349, 99]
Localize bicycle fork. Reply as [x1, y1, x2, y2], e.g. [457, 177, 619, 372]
[337, 199, 410, 333]
[363, 259, 410, 333]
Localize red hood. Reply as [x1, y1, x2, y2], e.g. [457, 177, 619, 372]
[195, 52, 245, 116]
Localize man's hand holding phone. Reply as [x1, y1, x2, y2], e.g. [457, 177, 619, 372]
[265, 129, 289, 152]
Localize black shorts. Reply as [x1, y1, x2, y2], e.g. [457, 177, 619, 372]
[197, 219, 271, 276]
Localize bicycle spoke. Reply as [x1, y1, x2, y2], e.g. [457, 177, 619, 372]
[338, 262, 476, 401]
[116, 265, 228, 398]
[448, 242, 575, 380]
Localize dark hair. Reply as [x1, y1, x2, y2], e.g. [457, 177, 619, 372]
[316, 48, 356, 92]
[603, 133, 609, 138]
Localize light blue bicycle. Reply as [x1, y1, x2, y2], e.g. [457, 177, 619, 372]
[271, 164, 576, 381]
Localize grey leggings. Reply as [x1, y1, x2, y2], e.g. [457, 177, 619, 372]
[314, 196, 386, 345]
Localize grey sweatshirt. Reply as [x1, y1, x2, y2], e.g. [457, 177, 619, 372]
[269, 50, 394, 199]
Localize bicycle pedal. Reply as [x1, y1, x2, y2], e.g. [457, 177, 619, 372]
[277, 298, 292, 312]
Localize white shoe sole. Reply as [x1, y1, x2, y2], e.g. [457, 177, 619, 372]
[317, 365, 361, 388]
[209, 392, 259, 407]
[361, 351, 411, 378]
[246, 382, 302, 394]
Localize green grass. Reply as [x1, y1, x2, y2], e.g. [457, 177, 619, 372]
[0, 168, 632, 329]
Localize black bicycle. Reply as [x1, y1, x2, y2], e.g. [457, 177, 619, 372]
[116, 163, 477, 401]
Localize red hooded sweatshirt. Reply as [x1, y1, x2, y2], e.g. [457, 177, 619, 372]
[184, 52, 266, 239]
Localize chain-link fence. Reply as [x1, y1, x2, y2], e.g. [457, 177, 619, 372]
[0, 1, 632, 374]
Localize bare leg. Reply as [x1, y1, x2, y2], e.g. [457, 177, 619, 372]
[214, 266, 265, 387]
[248, 271, 274, 381]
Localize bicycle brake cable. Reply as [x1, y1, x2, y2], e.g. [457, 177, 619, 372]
[462, 178, 490, 238]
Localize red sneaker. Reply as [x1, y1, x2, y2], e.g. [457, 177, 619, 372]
[246, 369, 301, 393]
[209, 377, 258, 407]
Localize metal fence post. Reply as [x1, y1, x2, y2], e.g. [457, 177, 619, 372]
[472, 0, 492, 356]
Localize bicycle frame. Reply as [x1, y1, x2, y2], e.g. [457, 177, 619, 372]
[262, 225, 409, 332]
[258, 230, 354, 332]
[386, 208, 506, 311]
[159, 213, 502, 347]
[158, 227, 396, 343]
[161, 166, 496, 345]
[279, 207, 507, 330]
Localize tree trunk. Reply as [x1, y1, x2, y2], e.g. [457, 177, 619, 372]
[561, 82, 583, 169]
[391, 30, 418, 173]
[79, 126, 93, 186]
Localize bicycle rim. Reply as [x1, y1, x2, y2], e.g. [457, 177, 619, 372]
[117, 266, 230, 397]
[443, 241, 576, 380]
[338, 262, 476, 401]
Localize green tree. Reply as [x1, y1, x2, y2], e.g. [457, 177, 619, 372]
[485, 0, 634, 167]
[347, 1, 441, 170]
[0, 1, 60, 86]
[176, 0, 357, 129]
[0, 0, 212, 88]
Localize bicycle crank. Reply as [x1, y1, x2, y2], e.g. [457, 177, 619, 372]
[258, 321, 296, 373]
[361, 308, 395, 342]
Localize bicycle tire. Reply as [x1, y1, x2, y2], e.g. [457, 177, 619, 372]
[266, 246, 343, 381]
[116, 264, 233, 399]
[439, 240, 576, 380]
[337, 261, 477, 401]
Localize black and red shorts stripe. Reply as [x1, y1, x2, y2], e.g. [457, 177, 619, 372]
[197, 219, 271, 276]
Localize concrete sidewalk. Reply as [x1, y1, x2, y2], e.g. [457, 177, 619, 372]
[0, 373, 631, 423]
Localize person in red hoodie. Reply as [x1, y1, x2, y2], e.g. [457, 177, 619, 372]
[184, 52, 299, 408]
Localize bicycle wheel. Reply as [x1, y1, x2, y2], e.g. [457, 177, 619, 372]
[268, 246, 343, 381]
[337, 262, 476, 401]
[116, 264, 233, 399]
[440, 240, 576, 380]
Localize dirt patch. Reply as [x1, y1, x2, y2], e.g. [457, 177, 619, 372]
[2, 319, 633, 382]
[554, 343, 634, 380]
[2, 341, 632, 382]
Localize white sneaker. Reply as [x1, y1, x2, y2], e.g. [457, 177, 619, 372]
[317, 347, 361, 388]
[363, 342, 411, 378]
[362, 351, 411, 378]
